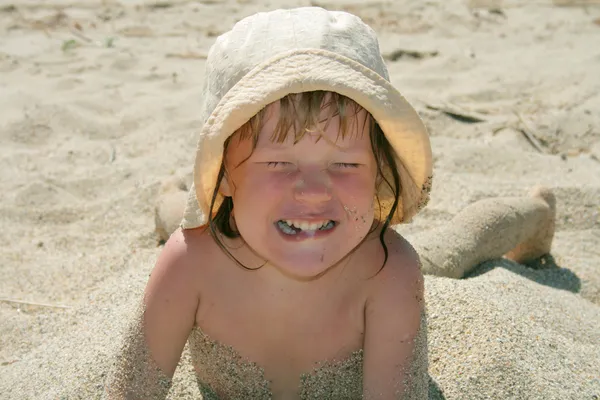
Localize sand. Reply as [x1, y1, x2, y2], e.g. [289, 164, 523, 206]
[0, 0, 599, 399]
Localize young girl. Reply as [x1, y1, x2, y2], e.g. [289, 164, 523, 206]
[106, 7, 556, 400]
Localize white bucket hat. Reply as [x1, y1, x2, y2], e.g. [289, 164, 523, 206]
[181, 6, 432, 229]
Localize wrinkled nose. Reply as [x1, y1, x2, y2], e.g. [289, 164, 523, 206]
[293, 172, 332, 203]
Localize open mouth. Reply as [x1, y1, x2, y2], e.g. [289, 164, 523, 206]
[276, 219, 336, 236]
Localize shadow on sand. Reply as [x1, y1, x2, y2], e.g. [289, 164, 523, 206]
[428, 375, 446, 399]
[464, 254, 581, 294]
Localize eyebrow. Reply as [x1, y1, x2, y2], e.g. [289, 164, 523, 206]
[254, 144, 365, 154]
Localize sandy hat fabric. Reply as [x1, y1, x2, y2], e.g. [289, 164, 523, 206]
[181, 6, 433, 229]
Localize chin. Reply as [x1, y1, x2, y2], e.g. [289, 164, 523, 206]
[266, 244, 352, 280]
[268, 253, 342, 280]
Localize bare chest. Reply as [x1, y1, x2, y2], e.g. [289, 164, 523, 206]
[193, 272, 365, 398]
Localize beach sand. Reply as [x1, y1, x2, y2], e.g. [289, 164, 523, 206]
[1, 0, 599, 398]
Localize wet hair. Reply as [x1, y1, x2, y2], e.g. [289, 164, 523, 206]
[207, 91, 401, 273]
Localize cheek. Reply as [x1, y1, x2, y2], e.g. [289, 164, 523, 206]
[332, 173, 377, 217]
[332, 172, 376, 199]
[230, 169, 288, 207]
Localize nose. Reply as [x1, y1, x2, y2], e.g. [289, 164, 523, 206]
[293, 171, 332, 203]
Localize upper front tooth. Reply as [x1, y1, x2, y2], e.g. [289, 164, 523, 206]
[286, 220, 330, 230]
[308, 222, 320, 230]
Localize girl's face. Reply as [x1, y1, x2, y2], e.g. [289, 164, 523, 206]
[221, 100, 378, 279]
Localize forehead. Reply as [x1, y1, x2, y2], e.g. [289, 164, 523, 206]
[256, 99, 371, 150]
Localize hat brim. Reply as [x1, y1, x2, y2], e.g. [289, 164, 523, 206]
[182, 49, 432, 229]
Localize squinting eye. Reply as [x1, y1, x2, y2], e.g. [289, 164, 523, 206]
[266, 162, 292, 168]
[332, 163, 360, 168]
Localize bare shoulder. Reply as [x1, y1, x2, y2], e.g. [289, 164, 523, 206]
[365, 228, 424, 302]
[362, 228, 425, 399]
[142, 226, 214, 377]
[151, 226, 215, 285]
[157, 225, 212, 263]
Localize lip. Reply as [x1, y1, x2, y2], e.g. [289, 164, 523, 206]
[275, 214, 340, 223]
[273, 220, 338, 241]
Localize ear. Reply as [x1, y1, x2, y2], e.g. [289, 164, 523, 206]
[219, 172, 234, 197]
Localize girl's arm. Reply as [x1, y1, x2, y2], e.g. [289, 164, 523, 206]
[105, 229, 201, 399]
[362, 236, 426, 399]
